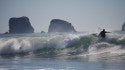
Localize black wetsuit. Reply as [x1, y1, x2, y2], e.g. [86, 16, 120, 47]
[99, 31, 107, 38]
[99, 30, 109, 38]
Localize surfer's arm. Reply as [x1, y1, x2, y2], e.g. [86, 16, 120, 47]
[105, 31, 110, 33]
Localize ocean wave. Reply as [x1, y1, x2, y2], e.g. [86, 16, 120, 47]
[0, 33, 125, 59]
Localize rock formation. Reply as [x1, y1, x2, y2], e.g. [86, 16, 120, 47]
[48, 19, 76, 33]
[122, 22, 125, 31]
[9, 16, 34, 33]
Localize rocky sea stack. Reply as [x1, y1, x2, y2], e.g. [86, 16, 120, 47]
[122, 22, 125, 31]
[48, 19, 76, 33]
[9, 16, 34, 34]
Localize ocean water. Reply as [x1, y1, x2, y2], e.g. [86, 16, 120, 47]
[0, 32, 125, 70]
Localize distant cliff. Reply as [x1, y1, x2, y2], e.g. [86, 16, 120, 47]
[9, 16, 34, 33]
[48, 19, 76, 33]
[122, 22, 125, 31]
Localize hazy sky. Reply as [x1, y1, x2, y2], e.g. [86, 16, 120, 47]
[0, 0, 125, 33]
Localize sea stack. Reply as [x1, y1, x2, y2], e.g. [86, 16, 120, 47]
[9, 16, 34, 33]
[48, 19, 76, 33]
[122, 22, 125, 31]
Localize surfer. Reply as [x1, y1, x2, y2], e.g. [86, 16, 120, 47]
[98, 29, 110, 39]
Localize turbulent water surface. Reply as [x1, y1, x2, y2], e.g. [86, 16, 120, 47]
[0, 32, 125, 70]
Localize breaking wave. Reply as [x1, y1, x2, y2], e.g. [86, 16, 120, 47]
[0, 32, 125, 59]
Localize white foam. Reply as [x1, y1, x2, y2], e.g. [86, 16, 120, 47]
[0, 38, 32, 54]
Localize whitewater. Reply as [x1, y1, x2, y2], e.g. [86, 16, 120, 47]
[0, 32, 125, 70]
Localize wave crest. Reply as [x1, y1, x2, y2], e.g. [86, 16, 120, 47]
[0, 33, 125, 59]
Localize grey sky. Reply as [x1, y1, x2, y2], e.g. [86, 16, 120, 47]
[0, 0, 125, 33]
